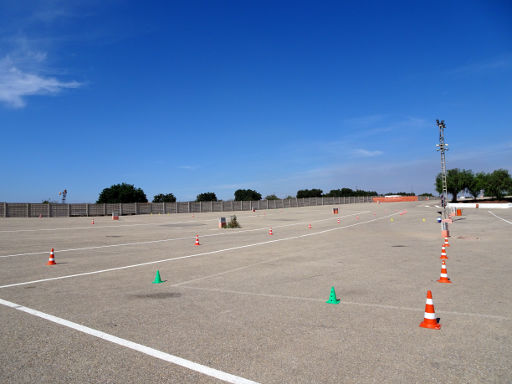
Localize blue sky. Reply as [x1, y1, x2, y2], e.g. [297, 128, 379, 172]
[1, 1, 511, 203]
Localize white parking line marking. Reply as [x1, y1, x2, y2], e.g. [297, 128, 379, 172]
[0, 219, 217, 234]
[178, 286, 510, 321]
[488, 211, 512, 224]
[0, 298, 259, 384]
[0, 212, 368, 258]
[0, 212, 390, 289]
[0, 212, 275, 234]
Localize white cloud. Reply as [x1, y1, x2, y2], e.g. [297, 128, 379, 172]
[176, 165, 199, 170]
[352, 149, 383, 157]
[0, 55, 81, 108]
[449, 54, 512, 75]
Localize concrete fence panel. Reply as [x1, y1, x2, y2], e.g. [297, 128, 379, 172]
[0, 196, 438, 218]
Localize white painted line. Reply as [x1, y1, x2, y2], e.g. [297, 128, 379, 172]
[0, 212, 391, 289]
[0, 298, 259, 384]
[488, 211, 512, 224]
[0, 211, 369, 259]
[0, 218, 220, 234]
[178, 286, 510, 321]
[0, 212, 273, 234]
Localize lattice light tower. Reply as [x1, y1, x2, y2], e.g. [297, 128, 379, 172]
[436, 120, 448, 219]
[59, 189, 68, 204]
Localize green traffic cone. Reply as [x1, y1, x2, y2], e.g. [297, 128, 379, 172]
[152, 270, 163, 284]
[326, 286, 340, 304]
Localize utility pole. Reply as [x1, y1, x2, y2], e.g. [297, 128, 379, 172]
[435, 120, 449, 232]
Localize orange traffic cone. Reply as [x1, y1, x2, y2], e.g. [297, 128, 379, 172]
[91, 218, 95, 225]
[440, 246, 448, 260]
[47, 248, 56, 265]
[437, 260, 452, 283]
[194, 234, 200, 246]
[419, 290, 441, 329]
[443, 237, 450, 247]
[337, 218, 340, 224]
[356, 216, 359, 220]
[308, 223, 312, 229]
[268, 227, 273, 235]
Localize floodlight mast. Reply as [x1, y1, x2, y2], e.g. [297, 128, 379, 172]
[436, 120, 448, 222]
[59, 189, 67, 204]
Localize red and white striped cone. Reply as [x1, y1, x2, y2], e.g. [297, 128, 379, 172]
[268, 227, 273, 235]
[337, 218, 340, 224]
[419, 290, 441, 329]
[440, 246, 448, 260]
[91, 218, 95, 225]
[443, 237, 450, 247]
[194, 235, 200, 246]
[437, 260, 452, 283]
[47, 248, 56, 265]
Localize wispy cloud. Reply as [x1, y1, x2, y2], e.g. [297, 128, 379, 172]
[449, 54, 512, 75]
[343, 114, 387, 127]
[176, 165, 199, 170]
[352, 149, 383, 157]
[0, 55, 81, 108]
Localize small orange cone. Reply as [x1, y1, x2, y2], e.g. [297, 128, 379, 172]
[419, 290, 441, 329]
[194, 234, 200, 246]
[440, 246, 448, 260]
[437, 260, 452, 283]
[308, 223, 312, 229]
[337, 218, 340, 224]
[47, 248, 56, 265]
[91, 218, 95, 225]
[356, 216, 359, 220]
[443, 237, 450, 247]
[268, 227, 273, 235]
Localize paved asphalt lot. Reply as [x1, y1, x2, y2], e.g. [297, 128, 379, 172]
[0, 203, 510, 383]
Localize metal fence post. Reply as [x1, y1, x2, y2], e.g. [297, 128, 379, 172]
[103, 204, 106, 216]
[188, 202, 190, 213]
[135, 202, 138, 215]
[199, 201, 202, 212]
[86, 204, 89, 216]
[48, 203, 51, 217]
[3, 202, 6, 217]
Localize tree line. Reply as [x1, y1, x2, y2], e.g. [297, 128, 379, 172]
[435, 168, 512, 202]
[96, 184, 414, 204]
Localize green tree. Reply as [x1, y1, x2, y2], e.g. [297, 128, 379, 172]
[484, 169, 512, 200]
[97, 183, 148, 203]
[296, 189, 323, 198]
[435, 169, 473, 202]
[466, 172, 486, 199]
[284, 195, 294, 199]
[265, 194, 279, 200]
[196, 192, 217, 202]
[234, 189, 262, 201]
[153, 193, 176, 203]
